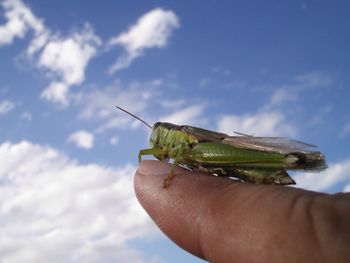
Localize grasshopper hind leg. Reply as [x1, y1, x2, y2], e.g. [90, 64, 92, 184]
[162, 144, 186, 188]
[197, 165, 295, 185]
[196, 165, 228, 177]
[229, 168, 296, 185]
[162, 163, 177, 188]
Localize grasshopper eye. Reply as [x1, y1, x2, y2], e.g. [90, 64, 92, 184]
[150, 127, 161, 147]
[153, 122, 162, 129]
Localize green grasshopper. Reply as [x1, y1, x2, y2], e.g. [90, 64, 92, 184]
[117, 107, 326, 188]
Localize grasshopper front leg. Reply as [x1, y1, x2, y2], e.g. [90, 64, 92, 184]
[138, 148, 168, 162]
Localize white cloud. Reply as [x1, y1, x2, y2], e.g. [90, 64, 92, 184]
[37, 25, 101, 105]
[76, 79, 206, 134]
[0, 0, 45, 46]
[40, 81, 69, 104]
[268, 88, 297, 107]
[293, 159, 350, 193]
[260, 71, 333, 111]
[38, 26, 100, 86]
[26, 28, 50, 56]
[0, 99, 15, 114]
[108, 8, 179, 73]
[78, 85, 150, 121]
[0, 0, 101, 106]
[0, 141, 157, 262]
[215, 71, 333, 145]
[76, 81, 156, 132]
[160, 105, 205, 125]
[68, 130, 94, 149]
[96, 116, 141, 133]
[217, 111, 297, 137]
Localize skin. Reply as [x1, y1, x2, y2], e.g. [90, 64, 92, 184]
[134, 160, 350, 263]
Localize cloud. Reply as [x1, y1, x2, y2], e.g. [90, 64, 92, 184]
[76, 79, 206, 134]
[0, 99, 15, 114]
[267, 88, 297, 108]
[0, 141, 157, 262]
[237, 71, 334, 136]
[0, 0, 45, 46]
[263, 71, 333, 111]
[37, 25, 101, 105]
[0, 0, 101, 106]
[68, 130, 94, 149]
[76, 80, 156, 132]
[37, 25, 100, 86]
[40, 81, 69, 104]
[293, 159, 350, 193]
[160, 105, 205, 125]
[0, 3, 179, 109]
[217, 111, 297, 137]
[78, 84, 151, 121]
[108, 8, 179, 73]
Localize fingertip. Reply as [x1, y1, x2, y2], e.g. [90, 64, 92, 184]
[134, 160, 194, 199]
[134, 160, 166, 195]
[134, 160, 238, 259]
[134, 160, 195, 219]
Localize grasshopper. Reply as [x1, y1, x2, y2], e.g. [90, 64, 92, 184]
[117, 107, 326, 188]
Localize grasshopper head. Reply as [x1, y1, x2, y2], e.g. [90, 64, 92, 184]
[149, 122, 162, 148]
[150, 122, 185, 148]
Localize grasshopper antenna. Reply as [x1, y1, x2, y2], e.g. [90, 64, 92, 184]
[234, 131, 254, 137]
[116, 106, 152, 130]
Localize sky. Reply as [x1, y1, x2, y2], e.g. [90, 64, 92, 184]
[0, 0, 349, 262]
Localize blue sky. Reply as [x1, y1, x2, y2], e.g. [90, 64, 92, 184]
[0, 0, 349, 262]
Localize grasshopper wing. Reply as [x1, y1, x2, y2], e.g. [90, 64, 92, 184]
[223, 136, 327, 171]
[184, 125, 314, 154]
[182, 125, 229, 142]
[182, 125, 326, 171]
[222, 136, 314, 154]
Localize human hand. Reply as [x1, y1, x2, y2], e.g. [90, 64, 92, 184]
[134, 160, 350, 263]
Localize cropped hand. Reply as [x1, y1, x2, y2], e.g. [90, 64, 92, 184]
[135, 160, 350, 263]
